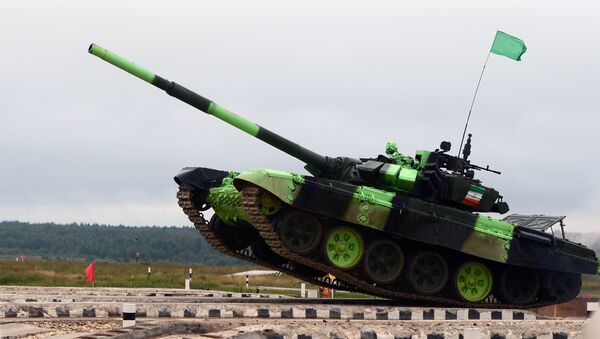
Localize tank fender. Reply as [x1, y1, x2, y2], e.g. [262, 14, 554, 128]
[234, 169, 304, 205]
[174, 167, 230, 207]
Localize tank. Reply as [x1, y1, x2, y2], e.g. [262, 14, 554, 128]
[89, 43, 599, 308]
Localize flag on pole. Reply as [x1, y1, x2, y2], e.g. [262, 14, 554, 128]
[84, 261, 95, 283]
[491, 31, 527, 61]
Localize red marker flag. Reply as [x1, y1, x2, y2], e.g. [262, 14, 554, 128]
[84, 261, 95, 283]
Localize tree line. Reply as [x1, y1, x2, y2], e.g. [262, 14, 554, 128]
[0, 221, 242, 265]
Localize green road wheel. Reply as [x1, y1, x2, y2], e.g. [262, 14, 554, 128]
[407, 251, 449, 295]
[323, 227, 364, 270]
[276, 211, 322, 255]
[455, 261, 493, 302]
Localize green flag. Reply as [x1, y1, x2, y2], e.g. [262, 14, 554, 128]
[490, 31, 527, 61]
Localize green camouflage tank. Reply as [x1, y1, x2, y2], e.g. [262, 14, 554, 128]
[90, 43, 599, 308]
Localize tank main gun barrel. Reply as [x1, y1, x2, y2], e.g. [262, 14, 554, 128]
[88, 43, 329, 171]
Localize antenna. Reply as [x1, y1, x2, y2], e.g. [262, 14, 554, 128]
[458, 52, 491, 157]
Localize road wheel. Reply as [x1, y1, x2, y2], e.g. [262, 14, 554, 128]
[407, 251, 449, 295]
[322, 227, 364, 270]
[495, 266, 539, 305]
[276, 210, 322, 255]
[541, 271, 581, 301]
[454, 261, 493, 303]
[363, 240, 404, 285]
[209, 215, 255, 250]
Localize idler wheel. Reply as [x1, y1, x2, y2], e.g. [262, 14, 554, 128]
[322, 227, 364, 270]
[454, 261, 493, 302]
[209, 215, 255, 251]
[407, 251, 449, 295]
[363, 240, 404, 285]
[495, 266, 539, 305]
[541, 271, 582, 301]
[276, 210, 322, 255]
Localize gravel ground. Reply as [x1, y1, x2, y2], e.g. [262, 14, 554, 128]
[3, 318, 588, 338]
[17, 319, 121, 338]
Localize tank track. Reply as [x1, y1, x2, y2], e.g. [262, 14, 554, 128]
[240, 183, 571, 309]
[176, 185, 355, 292]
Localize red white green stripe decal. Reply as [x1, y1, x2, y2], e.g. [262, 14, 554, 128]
[463, 185, 485, 207]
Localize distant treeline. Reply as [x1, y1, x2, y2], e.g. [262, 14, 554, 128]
[0, 221, 242, 265]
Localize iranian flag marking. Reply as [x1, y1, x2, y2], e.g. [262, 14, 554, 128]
[463, 185, 485, 207]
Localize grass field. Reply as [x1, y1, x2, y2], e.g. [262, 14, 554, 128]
[0, 260, 598, 298]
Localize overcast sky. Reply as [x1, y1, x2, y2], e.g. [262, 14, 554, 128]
[1, 1, 599, 232]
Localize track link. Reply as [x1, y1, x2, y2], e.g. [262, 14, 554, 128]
[177, 185, 354, 292]
[240, 183, 567, 309]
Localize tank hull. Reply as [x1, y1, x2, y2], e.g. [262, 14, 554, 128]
[176, 167, 599, 308]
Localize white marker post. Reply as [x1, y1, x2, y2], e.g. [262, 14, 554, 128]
[300, 283, 306, 298]
[147, 266, 151, 278]
[184, 279, 190, 290]
[245, 274, 249, 289]
[588, 301, 599, 318]
[122, 303, 136, 328]
[188, 268, 192, 280]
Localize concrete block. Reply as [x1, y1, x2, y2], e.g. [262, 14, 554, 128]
[208, 309, 221, 318]
[376, 311, 388, 320]
[361, 331, 378, 339]
[281, 309, 294, 318]
[353, 312, 365, 320]
[491, 311, 502, 320]
[158, 309, 171, 317]
[82, 308, 95, 317]
[306, 308, 317, 319]
[55, 306, 70, 317]
[29, 308, 45, 318]
[445, 310, 457, 320]
[399, 310, 411, 320]
[512, 311, 524, 320]
[423, 309, 434, 320]
[329, 308, 341, 319]
[468, 309, 480, 320]
[257, 308, 270, 318]
[183, 308, 196, 318]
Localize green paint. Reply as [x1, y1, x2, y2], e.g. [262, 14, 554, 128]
[354, 186, 395, 208]
[325, 227, 363, 269]
[474, 215, 514, 240]
[88, 43, 155, 84]
[397, 168, 417, 191]
[261, 191, 283, 216]
[382, 164, 401, 186]
[206, 172, 251, 226]
[208, 103, 260, 136]
[455, 261, 493, 302]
